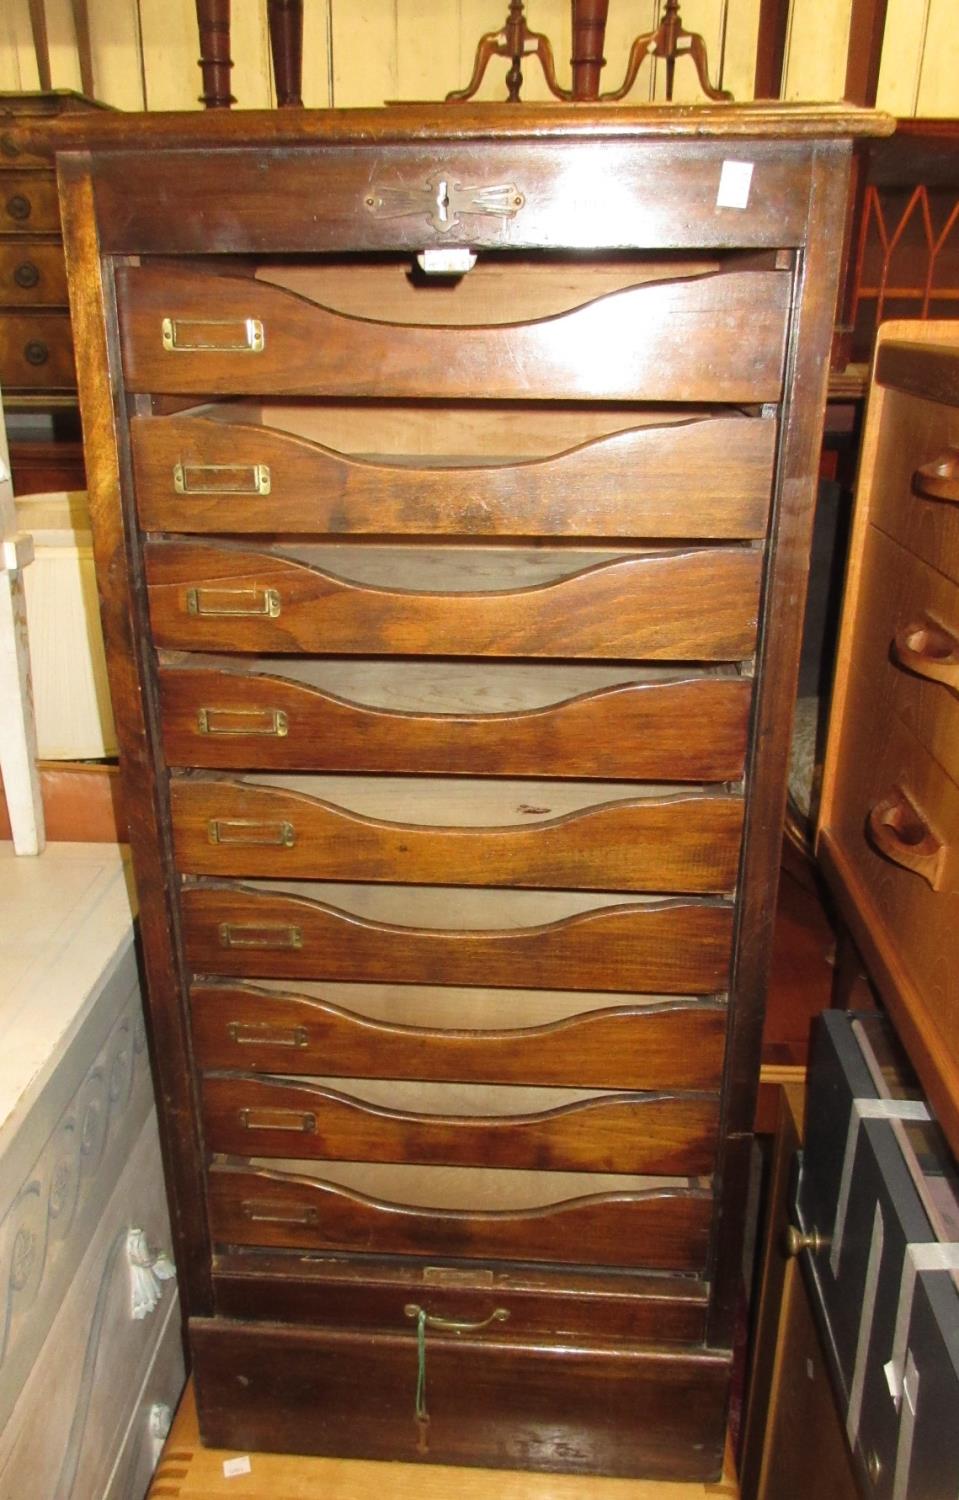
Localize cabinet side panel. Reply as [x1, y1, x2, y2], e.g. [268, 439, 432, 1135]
[57, 151, 213, 1319]
[707, 140, 854, 1347]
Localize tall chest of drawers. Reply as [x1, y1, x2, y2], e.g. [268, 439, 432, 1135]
[50, 104, 887, 1481]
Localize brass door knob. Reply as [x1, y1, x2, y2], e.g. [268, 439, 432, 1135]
[784, 1224, 825, 1256]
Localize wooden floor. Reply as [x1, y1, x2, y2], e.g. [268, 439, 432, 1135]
[149, 1382, 738, 1500]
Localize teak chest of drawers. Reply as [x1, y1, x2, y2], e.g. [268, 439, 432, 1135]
[49, 103, 889, 1481]
[819, 323, 959, 1158]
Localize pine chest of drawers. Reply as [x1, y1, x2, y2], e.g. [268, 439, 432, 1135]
[51, 103, 888, 1481]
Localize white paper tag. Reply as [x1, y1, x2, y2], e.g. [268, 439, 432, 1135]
[223, 1455, 252, 1477]
[416, 247, 477, 276]
[716, 160, 754, 210]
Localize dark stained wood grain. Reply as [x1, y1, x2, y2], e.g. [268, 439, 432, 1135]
[1, 170, 60, 231]
[0, 312, 75, 389]
[171, 778, 744, 893]
[33, 103, 892, 158]
[181, 885, 734, 993]
[191, 1314, 730, 1478]
[56, 107, 880, 1474]
[57, 156, 215, 1319]
[207, 1165, 713, 1272]
[0, 243, 69, 306]
[86, 137, 818, 255]
[211, 1252, 709, 1344]
[705, 141, 855, 1351]
[130, 412, 776, 538]
[190, 983, 728, 1089]
[159, 666, 752, 781]
[145, 543, 762, 660]
[202, 1074, 718, 1174]
[117, 264, 789, 401]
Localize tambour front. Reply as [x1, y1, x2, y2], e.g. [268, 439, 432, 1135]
[52, 104, 889, 1480]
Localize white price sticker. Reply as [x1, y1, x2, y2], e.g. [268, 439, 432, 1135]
[716, 160, 754, 210]
[223, 1455, 252, 1478]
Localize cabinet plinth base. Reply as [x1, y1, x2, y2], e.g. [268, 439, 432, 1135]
[192, 1315, 731, 1481]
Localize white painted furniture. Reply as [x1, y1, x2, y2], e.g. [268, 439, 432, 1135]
[14, 491, 116, 760]
[0, 842, 185, 1498]
[0, 389, 44, 855]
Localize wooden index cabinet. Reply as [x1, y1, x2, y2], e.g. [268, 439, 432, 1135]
[48, 103, 889, 1481]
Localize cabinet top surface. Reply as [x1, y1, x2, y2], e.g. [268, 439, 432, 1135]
[20, 101, 893, 158]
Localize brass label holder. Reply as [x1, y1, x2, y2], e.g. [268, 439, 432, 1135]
[196, 707, 289, 738]
[218, 922, 303, 950]
[208, 818, 295, 847]
[185, 586, 281, 619]
[161, 316, 265, 353]
[174, 461, 272, 496]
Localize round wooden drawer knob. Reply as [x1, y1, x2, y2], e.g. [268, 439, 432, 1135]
[14, 260, 40, 290]
[5, 194, 31, 222]
[24, 340, 49, 367]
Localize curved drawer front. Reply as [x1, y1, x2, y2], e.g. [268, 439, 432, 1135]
[131, 412, 777, 539]
[117, 264, 789, 401]
[171, 777, 744, 893]
[189, 982, 727, 1090]
[207, 1163, 712, 1272]
[822, 708, 959, 1067]
[0, 312, 75, 389]
[0, 172, 60, 233]
[847, 525, 959, 783]
[866, 379, 959, 589]
[180, 884, 733, 993]
[146, 543, 761, 660]
[0, 243, 68, 307]
[201, 1074, 719, 1175]
[158, 664, 751, 781]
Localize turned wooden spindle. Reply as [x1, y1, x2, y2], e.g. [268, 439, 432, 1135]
[195, 0, 235, 109]
[448, 0, 571, 103]
[601, 0, 732, 103]
[267, 0, 304, 108]
[571, 0, 609, 100]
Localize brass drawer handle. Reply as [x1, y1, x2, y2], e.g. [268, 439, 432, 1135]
[208, 817, 295, 847]
[5, 193, 31, 222]
[893, 617, 959, 695]
[218, 922, 302, 949]
[867, 785, 948, 892]
[914, 447, 959, 505]
[197, 707, 288, 738]
[404, 1303, 510, 1334]
[186, 586, 280, 619]
[238, 1107, 316, 1133]
[161, 316, 264, 353]
[784, 1224, 826, 1257]
[226, 1021, 308, 1049]
[240, 1200, 318, 1227]
[13, 260, 40, 290]
[173, 461, 271, 496]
